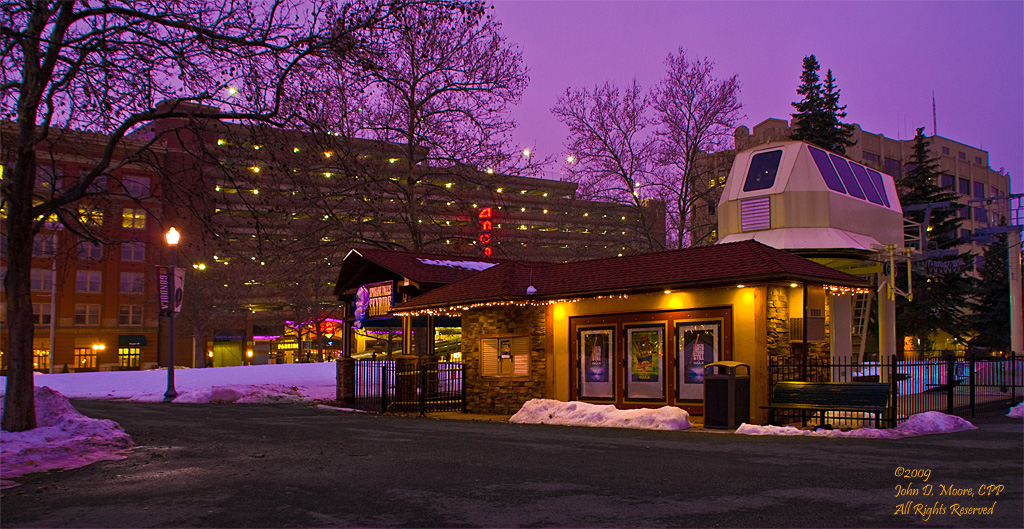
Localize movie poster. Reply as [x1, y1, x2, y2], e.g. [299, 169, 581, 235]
[625, 326, 664, 399]
[579, 328, 614, 399]
[582, 330, 610, 382]
[677, 322, 719, 400]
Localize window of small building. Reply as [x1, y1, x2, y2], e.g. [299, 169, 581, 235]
[742, 150, 783, 192]
[958, 152, 966, 160]
[32, 303, 51, 325]
[862, 152, 879, 165]
[975, 156, 983, 165]
[883, 157, 900, 177]
[479, 335, 529, 377]
[122, 208, 146, 229]
[940, 174, 954, 189]
[958, 178, 970, 195]
[941, 146, 950, 155]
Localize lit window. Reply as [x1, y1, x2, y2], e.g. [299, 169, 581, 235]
[78, 207, 104, 226]
[122, 208, 146, 229]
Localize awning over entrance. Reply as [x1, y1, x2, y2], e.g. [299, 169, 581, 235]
[118, 335, 148, 347]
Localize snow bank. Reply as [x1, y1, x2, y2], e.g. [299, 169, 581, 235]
[1008, 402, 1024, 418]
[510, 399, 693, 430]
[1, 387, 133, 488]
[736, 411, 977, 439]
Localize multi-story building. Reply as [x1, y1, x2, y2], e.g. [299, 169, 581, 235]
[1, 126, 167, 373]
[136, 103, 667, 367]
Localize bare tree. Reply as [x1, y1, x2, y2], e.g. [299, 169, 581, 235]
[552, 80, 664, 253]
[0, 0, 443, 432]
[325, 1, 531, 252]
[652, 49, 742, 248]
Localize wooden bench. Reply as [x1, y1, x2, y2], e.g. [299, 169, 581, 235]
[763, 381, 891, 429]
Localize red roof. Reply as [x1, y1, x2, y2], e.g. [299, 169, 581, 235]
[334, 249, 505, 296]
[395, 240, 866, 310]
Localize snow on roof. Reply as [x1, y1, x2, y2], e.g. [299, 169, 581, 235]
[416, 258, 498, 271]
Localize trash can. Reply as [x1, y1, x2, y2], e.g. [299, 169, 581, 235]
[703, 361, 750, 429]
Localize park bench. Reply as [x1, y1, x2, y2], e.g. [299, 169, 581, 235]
[763, 381, 891, 429]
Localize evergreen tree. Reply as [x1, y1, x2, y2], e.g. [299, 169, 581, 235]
[969, 229, 1012, 353]
[789, 55, 855, 154]
[895, 128, 974, 355]
[820, 69, 856, 155]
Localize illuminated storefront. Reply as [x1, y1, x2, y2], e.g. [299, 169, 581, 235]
[391, 240, 869, 419]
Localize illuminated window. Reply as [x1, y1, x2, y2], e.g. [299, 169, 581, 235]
[76, 270, 102, 292]
[118, 348, 141, 368]
[119, 272, 144, 294]
[74, 304, 101, 325]
[122, 208, 146, 229]
[32, 350, 50, 372]
[77, 207, 104, 226]
[73, 348, 98, 369]
[121, 242, 145, 262]
[118, 305, 143, 325]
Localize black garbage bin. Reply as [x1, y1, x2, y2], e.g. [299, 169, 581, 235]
[703, 361, 750, 429]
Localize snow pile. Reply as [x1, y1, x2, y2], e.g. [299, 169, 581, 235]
[1, 387, 132, 488]
[0, 362, 337, 403]
[510, 399, 693, 430]
[1009, 402, 1024, 418]
[736, 411, 977, 439]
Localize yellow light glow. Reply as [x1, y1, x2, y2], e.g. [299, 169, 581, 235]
[736, 284, 745, 289]
[664, 290, 672, 294]
[790, 283, 799, 288]
[543, 209, 548, 214]
[323, 172, 332, 178]
[521, 207, 526, 212]
[522, 148, 531, 157]
[293, 147, 300, 153]
[246, 350, 254, 358]
[227, 87, 238, 96]
[92, 343, 106, 351]
[389, 158, 398, 164]
[251, 166, 260, 173]
[165, 227, 180, 245]
[252, 189, 259, 195]
[486, 168, 494, 174]
[496, 188, 503, 193]
[253, 145, 261, 150]
[217, 139, 226, 146]
[324, 151, 332, 158]
[567, 155, 575, 163]
[445, 182, 453, 189]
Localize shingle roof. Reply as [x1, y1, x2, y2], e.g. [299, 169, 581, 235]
[395, 240, 867, 311]
[333, 249, 505, 296]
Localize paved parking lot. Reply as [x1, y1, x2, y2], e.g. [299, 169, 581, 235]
[2, 401, 1021, 528]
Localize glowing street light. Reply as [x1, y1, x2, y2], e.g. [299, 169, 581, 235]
[164, 227, 180, 401]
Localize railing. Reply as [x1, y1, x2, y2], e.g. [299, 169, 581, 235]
[768, 353, 1022, 427]
[352, 359, 464, 414]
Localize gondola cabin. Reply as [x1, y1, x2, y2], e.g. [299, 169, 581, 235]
[717, 141, 903, 252]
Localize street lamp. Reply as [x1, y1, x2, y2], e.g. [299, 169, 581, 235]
[164, 227, 180, 401]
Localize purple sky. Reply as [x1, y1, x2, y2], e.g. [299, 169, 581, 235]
[489, 0, 1023, 193]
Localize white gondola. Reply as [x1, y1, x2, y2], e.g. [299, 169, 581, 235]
[717, 141, 903, 253]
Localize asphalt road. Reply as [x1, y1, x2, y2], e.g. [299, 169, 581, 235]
[2, 401, 1021, 528]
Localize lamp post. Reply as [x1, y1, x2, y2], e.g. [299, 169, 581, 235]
[164, 227, 180, 401]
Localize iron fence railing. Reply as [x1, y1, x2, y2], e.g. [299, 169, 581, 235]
[768, 353, 1022, 428]
[352, 359, 464, 414]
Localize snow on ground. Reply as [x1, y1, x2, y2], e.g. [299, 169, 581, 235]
[510, 398, 693, 430]
[736, 411, 978, 439]
[1009, 401, 1024, 418]
[0, 362, 338, 488]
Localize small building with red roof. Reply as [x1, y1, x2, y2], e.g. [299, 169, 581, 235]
[336, 240, 868, 422]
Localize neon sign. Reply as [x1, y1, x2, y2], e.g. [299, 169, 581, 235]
[478, 207, 493, 257]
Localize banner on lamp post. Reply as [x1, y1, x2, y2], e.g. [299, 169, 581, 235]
[157, 266, 185, 316]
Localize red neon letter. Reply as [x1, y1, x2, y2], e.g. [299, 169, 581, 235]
[478, 207, 492, 219]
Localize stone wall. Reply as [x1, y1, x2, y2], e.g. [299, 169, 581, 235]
[461, 305, 548, 415]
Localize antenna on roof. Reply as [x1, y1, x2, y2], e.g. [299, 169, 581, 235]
[932, 91, 937, 136]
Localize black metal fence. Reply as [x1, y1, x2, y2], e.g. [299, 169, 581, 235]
[352, 359, 465, 414]
[768, 353, 1022, 427]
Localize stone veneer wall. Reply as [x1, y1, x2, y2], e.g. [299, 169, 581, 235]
[461, 305, 548, 415]
[766, 286, 831, 365]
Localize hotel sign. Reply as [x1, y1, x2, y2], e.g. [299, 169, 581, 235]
[354, 280, 394, 328]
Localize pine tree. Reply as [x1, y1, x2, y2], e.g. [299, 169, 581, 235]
[895, 128, 974, 355]
[969, 230, 1011, 353]
[820, 69, 855, 155]
[790, 55, 855, 154]
[790, 55, 823, 145]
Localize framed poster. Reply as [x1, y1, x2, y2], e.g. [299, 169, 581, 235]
[578, 328, 614, 399]
[677, 322, 720, 400]
[626, 325, 664, 399]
